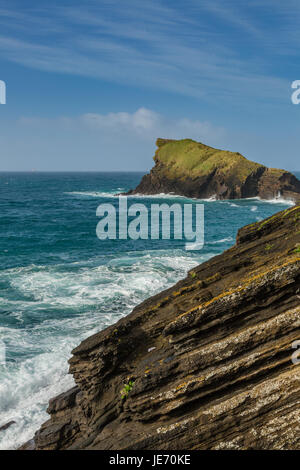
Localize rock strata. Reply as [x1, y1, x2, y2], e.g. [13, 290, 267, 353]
[126, 138, 300, 201]
[22, 204, 300, 450]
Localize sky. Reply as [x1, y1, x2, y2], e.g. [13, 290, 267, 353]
[0, 0, 300, 171]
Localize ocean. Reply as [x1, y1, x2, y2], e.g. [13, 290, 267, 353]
[0, 171, 297, 449]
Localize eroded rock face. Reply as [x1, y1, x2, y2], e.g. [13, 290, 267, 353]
[125, 139, 300, 201]
[24, 205, 300, 450]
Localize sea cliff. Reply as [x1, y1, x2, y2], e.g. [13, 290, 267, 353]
[21, 204, 300, 450]
[126, 138, 300, 201]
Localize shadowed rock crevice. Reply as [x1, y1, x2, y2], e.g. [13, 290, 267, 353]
[21, 204, 300, 450]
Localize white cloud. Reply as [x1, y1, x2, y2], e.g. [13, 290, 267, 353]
[19, 107, 225, 144]
[6, 107, 225, 171]
[82, 108, 160, 133]
[9, 106, 299, 171]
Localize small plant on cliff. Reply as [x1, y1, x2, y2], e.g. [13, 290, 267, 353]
[265, 243, 274, 251]
[189, 271, 196, 278]
[120, 380, 135, 400]
[294, 246, 300, 253]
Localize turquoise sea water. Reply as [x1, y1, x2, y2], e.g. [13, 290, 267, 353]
[0, 171, 297, 449]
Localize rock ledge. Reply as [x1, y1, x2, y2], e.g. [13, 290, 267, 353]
[21, 205, 300, 450]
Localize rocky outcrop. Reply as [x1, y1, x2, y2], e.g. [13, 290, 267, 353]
[22, 205, 300, 450]
[126, 138, 300, 201]
[0, 421, 16, 432]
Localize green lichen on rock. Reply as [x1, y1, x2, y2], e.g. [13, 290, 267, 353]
[154, 138, 261, 183]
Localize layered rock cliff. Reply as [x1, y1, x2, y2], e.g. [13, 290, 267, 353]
[22, 205, 300, 450]
[126, 139, 300, 201]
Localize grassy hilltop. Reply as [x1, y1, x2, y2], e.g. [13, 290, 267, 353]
[126, 138, 300, 201]
[154, 138, 263, 183]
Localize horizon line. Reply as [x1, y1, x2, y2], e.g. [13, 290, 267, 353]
[0, 170, 148, 173]
[0, 170, 300, 174]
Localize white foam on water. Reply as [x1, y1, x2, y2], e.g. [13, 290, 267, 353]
[125, 193, 297, 206]
[0, 349, 74, 450]
[1, 192, 292, 449]
[126, 192, 186, 199]
[244, 196, 295, 206]
[65, 191, 119, 198]
[0, 249, 207, 450]
[221, 201, 240, 208]
[206, 237, 234, 245]
[261, 198, 295, 206]
[126, 193, 218, 202]
[65, 192, 296, 208]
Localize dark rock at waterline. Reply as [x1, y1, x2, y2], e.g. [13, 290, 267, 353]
[124, 138, 300, 202]
[19, 439, 35, 450]
[22, 205, 300, 450]
[0, 421, 16, 432]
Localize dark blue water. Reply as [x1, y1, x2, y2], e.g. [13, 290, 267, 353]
[0, 171, 296, 449]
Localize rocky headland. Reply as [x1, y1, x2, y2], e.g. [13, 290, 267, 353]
[126, 138, 300, 201]
[21, 204, 300, 450]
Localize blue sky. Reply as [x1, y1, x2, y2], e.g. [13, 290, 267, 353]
[0, 0, 300, 171]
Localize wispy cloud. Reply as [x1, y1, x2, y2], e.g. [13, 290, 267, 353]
[0, 0, 298, 103]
